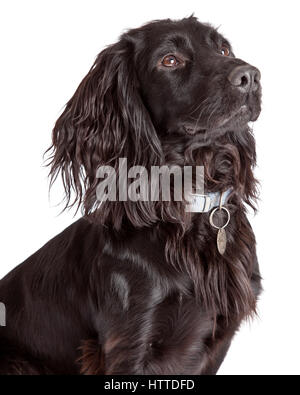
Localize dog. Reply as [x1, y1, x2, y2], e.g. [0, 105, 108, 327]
[0, 16, 262, 374]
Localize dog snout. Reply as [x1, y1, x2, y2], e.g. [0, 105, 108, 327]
[227, 65, 261, 93]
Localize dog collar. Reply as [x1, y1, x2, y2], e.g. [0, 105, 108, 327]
[185, 188, 232, 213]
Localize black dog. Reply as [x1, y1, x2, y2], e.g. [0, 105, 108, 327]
[0, 16, 262, 374]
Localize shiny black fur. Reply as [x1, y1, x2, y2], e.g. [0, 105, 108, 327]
[0, 17, 262, 374]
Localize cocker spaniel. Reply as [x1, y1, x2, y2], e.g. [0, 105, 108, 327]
[0, 16, 262, 375]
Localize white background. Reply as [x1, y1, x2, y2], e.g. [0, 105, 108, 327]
[1, 0, 300, 375]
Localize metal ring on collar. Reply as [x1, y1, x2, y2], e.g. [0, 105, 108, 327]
[209, 206, 230, 230]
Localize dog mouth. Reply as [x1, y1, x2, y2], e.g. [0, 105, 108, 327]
[184, 125, 206, 135]
[184, 104, 260, 135]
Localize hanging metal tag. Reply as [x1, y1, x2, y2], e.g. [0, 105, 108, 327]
[209, 198, 230, 255]
[217, 228, 227, 255]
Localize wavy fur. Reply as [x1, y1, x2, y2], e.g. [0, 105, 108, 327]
[0, 16, 262, 375]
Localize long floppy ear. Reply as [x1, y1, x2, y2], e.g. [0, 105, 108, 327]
[47, 34, 163, 228]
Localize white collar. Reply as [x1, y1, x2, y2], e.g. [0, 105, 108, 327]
[185, 188, 232, 213]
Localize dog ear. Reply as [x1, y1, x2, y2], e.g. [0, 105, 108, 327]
[47, 35, 163, 227]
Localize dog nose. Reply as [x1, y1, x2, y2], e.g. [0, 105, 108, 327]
[228, 65, 261, 93]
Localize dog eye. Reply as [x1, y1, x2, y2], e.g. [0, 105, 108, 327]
[162, 55, 180, 67]
[221, 46, 230, 56]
